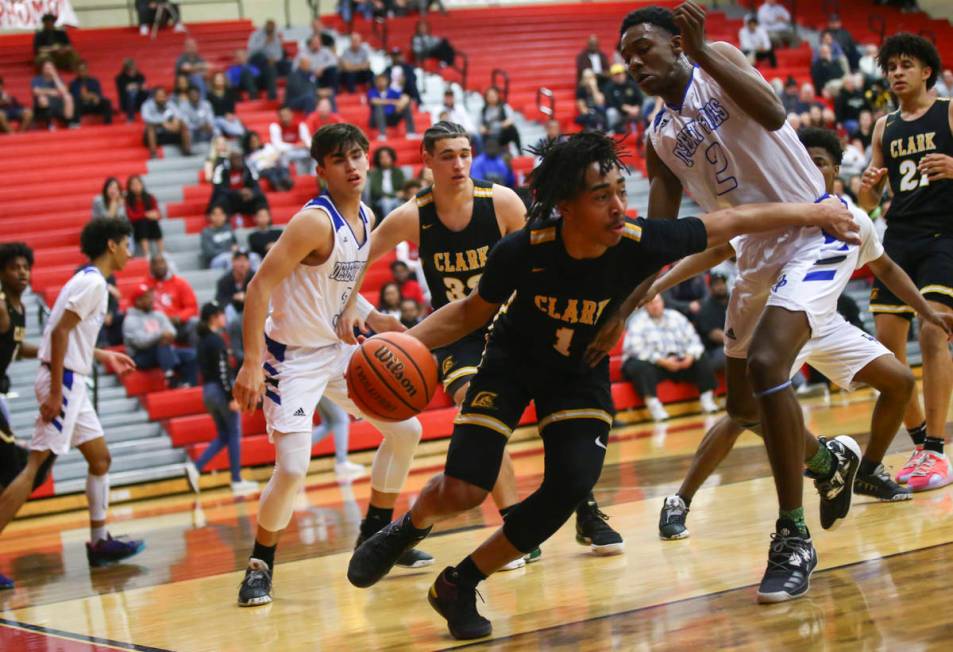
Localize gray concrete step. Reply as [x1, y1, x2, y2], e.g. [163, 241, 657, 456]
[5, 384, 128, 413]
[54, 461, 190, 494]
[9, 408, 150, 432]
[54, 447, 186, 482]
[56, 434, 174, 466]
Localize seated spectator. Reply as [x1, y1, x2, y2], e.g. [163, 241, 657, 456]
[471, 138, 516, 188]
[757, 0, 796, 48]
[142, 87, 191, 158]
[663, 274, 707, 323]
[399, 298, 421, 329]
[794, 82, 823, 116]
[823, 14, 859, 71]
[864, 78, 895, 114]
[216, 250, 254, 362]
[858, 44, 882, 83]
[209, 151, 269, 226]
[575, 68, 609, 133]
[295, 35, 339, 94]
[308, 17, 337, 49]
[146, 252, 199, 343]
[136, 0, 185, 36]
[431, 88, 480, 144]
[68, 61, 113, 125]
[840, 137, 867, 178]
[576, 34, 609, 83]
[247, 209, 282, 260]
[621, 294, 719, 422]
[340, 33, 373, 93]
[695, 272, 730, 373]
[412, 20, 455, 67]
[480, 86, 520, 154]
[171, 73, 191, 106]
[835, 74, 870, 135]
[246, 19, 288, 101]
[243, 130, 292, 191]
[369, 146, 407, 218]
[603, 64, 642, 135]
[285, 57, 319, 114]
[739, 15, 776, 68]
[175, 38, 209, 98]
[386, 47, 421, 105]
[855, 110, 875, 149]
[201, 204, 239, 269]
[0, 76, 34, 133]
[225, 49, 261, 100]
[98, 272, 124, 347]
[269, 106, 312, 170]
[92, 177, 127, 221]
[368, 73, 417, 141]
[126, 175, 163, 255]
[115, 58, 148, 122]
[542, 118, 561, 145]
[122, 284, 197, 387]
[391, 260, 425, 305]
[811, 45, 845, 96]
[207, 72, 244, 138]
[377, 282, 402, 318]
[779, 76, 800, 115]
[934, 69, 953, 98]
[304, 97, 343, 135]
[815, 31, 847, 67]
[204, 135, 231, 181]
[33, 14, 80, 71]
[32, 60, 74, 127]
[176, 85, 215, 144]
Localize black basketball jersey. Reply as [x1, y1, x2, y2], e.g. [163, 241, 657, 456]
[882, 98, 953, 236]
[0, 296, 25, 378]
[477, 216, 708, 376]
[417, 180, 502, 311]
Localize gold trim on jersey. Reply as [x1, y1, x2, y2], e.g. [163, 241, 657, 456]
[869, 303, 915, 314]
[473, 186, 494, 198]
[530, 227, 556, 245]
[920, 284, 953, 299]
[416, 192, 434, 208]
[538, 408, 613, 432]
[454, 413, 512, 438]
[622, 223, 642, 242]
[443, 366, 479, 390]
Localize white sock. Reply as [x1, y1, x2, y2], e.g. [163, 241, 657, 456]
[86, 473, 110, 542]
[701, 391, 714, 403]
[647, 397, 662, 408]
[90, 525, 107, 544]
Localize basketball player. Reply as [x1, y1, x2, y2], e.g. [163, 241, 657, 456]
[584, 3, 863, 602]
[339, 121, 623, 568]
[654, 128, 953, 541]
[232, 123, 427, 608]
[0, 219, 144, 573]
[347, 132, 859, 639]
[859, 33, 953, 491]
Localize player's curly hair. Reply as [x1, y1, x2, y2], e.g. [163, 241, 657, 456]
[797, 127, 843, 166]
[0, 242, 34, 270]
[877, 33, 940, 90]
[80, 218, 133, 261]
[619, 6, 680, 45]
[526, 132, 629, 223]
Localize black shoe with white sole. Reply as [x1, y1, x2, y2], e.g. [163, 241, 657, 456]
[806, 436, 861, 530]
[854, 463, 912, 502]
[659, 494, 690, 540]
[575, 498, 624, 555]
[237, 558, 272, 607]
[757, 518, 817, 604]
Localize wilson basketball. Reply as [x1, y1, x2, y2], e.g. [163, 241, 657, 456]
[347, 332, 438, 422]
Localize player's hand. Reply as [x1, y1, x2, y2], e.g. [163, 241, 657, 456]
[94, 349, 137, 375]
[921, 310, 953, 341]
[674, 1, 708, 61]
[336, 303, 366, 345]
[39, 392, 62, 423]
[367, 310, 406, 335]
[918, 153, 953, 181]
[584, 311, 625, 367]
[228, 399, 240, 411]
[233, 362, 264, 412]
[860, 166, 888, 193]
[811, 197, 861, 245]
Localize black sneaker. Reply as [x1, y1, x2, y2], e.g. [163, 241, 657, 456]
[355, 522, 435, 570]
[757, 518, 817, 604]
[806, 435, 861, 530]
[86, 534, 145, 567]
[575, 499, 624, 555]
[348, 512, 432, 588]
[659, 495, 690, 540]
[854, 464, 913, 502]
[237, 558, 272, 607]
[427, 567, 492, 640]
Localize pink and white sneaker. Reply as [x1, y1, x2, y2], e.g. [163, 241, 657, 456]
[896, 447, 925, 484]
[907, 451, 953, 492]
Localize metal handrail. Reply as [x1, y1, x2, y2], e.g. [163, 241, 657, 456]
[868, 15, 886, 44]
[371, 16, 389, 52]
[490, 68, 510, 104]
[536, 87, 555, 119]
[454, 50, 469, 91]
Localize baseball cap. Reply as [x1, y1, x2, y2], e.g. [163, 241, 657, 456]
[130, 283, 151, 301]
[201, 301, 223, 322]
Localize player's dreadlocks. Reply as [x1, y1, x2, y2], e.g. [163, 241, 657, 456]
[526, 131, 629, 224]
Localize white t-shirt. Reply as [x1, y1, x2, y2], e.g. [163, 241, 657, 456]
[739, 25, 772, 53]
[38, 267, 107, 376]
[757, 3, 791, 32]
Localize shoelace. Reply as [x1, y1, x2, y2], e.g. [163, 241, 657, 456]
[663, 497, 687, 520]
[904, 450, 927, 470]
[766, 532, 808, 572]
[242, 568, 271, 592]
[911, 453, 940, 477]
[871, 464, 892, 483]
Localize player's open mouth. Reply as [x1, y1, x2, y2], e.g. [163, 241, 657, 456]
[347, 174, 362, 183]
[609, 222, 625, 233]
[635, 73, 654, 84]
[451, 174, 467, 181]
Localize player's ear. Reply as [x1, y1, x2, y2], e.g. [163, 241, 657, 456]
[671, 32, 683, 56]
[834, 164, 841, 177]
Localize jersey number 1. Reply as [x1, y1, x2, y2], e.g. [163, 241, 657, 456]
[899, 160, 929, 192]
[553, 327, 573, 357]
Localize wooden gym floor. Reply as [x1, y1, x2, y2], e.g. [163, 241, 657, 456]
[1, 388, 952, 651]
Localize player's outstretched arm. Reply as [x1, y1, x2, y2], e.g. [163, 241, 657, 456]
[645, 243, 733, 302]
[701, 199, 860, 248]
[867, 254, 953, 338]
[406, 293, 500, 351]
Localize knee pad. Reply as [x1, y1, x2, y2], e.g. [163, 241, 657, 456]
[257, 431, 312, 533]
[369, 417, 422, 494]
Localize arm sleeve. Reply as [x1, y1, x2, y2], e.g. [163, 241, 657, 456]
[65, 275, 107, 321]
[854, 210, 884, 267]
[476, 230, 528, 304]
[636, 217, 709, 269]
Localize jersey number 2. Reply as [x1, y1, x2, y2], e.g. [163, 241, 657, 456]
[705, 142, 738, 196]
[899, 160, 929, 192]
[553, 327, 573, 357]
[444, 275, 481, 302]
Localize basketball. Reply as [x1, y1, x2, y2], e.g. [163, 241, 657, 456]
[346, 332, 438, 422]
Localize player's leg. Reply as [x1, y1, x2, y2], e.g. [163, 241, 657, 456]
[0, 450, 52, 534]
[910, 298, 953, 491]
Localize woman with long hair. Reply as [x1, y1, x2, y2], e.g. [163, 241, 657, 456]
[376, 282, 402, 318]
[125, 174, 163, 255]
[91, 177, 128, 221]
[207, 71, 245, 138]
[480, 86, 521, 154]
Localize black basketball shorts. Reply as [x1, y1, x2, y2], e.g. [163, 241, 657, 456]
[871, 231, 953, 319]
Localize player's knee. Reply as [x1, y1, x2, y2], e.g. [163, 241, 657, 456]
[439, 475, 487, 512]
[87, 453, 111, 476]
[725, 393, 758, 426]
[745, 346, 788, 388]
[918, 318, 951, 350]
[881, 364, 916, 400]
[384, 417, 423, 455]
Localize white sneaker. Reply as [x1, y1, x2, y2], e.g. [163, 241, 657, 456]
[231, 479, 259, 494]
[139, 24, 148, 36]
[699, 391, 719, 414]
[499, 556, 526, 571]
[183, 460, 200, 494]
[335, 460, 366, 480]
[646, 397, 669, 422]
[173, 22, 187, 33]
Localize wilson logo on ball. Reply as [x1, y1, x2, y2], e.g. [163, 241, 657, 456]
[372, 346, 418, 397]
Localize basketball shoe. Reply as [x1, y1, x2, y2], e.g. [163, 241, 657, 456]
[0, 573, 12, 590]
[499, 547, 542, 572]
[806, 436, 861, 530]
[575, 498, 624, 554]
[854, 464, 912, 501]
[896, 447, 925, 484]
[907, 451, 953, 492]
[237, 558, 272, 607]
[86, 534, 145, 567]
[757, 518, 817, 604]
[659, 495, 690, 540]
[428, 567, 492, 640]
[348, 513, 432, 588]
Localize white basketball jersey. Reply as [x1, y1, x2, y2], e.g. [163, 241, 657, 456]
[648, 65, 827, 285]
[264, 195, 370, 348]
[38, 266, 107, 376]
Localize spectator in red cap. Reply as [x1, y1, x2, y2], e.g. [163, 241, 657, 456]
[145, 253, 199, 343]
[122, 284, 198, 388]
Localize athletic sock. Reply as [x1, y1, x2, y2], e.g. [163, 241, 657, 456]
[360, 505, 394, 538]
[90, 525, 107, 544]
[498, 505, 516, 519]
[252, 541, 277, 571]
[858, 458, 879, 476]
[451, 556, 487, 589]
[676, 493, 692, 508]
[400, 511, 431, 537]
[923, 436, 945, 455]
[805, 441, 834, 477]
[908, 422, 927, 447]
[779, 507, 808, 537]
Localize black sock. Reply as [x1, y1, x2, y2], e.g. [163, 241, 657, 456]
[499, 505, 516, 519]
[908, 422, 927, 447]
[251, 541, 277, 570]
[858, 458, 879, 476]
[361, 505, 394, 538]
[677, 493, 692, 508]
[400, 511, 431, 537]
[923, 436, 945, 454]
[451, 556, 487, 589]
